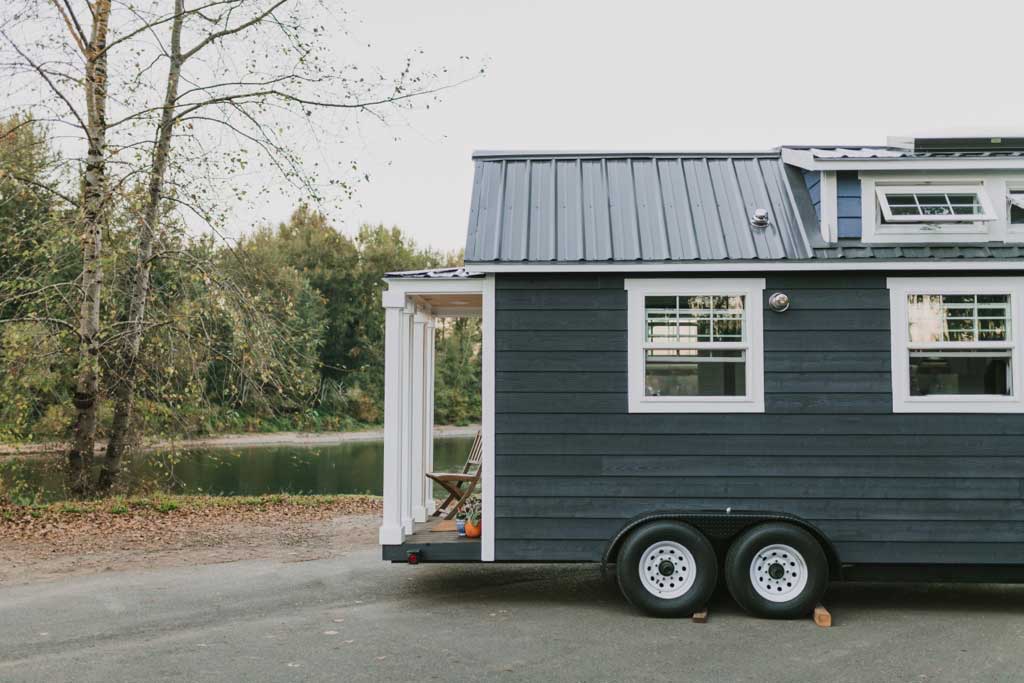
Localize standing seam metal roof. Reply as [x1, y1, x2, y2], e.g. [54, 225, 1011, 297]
[464, 153, 815, 263]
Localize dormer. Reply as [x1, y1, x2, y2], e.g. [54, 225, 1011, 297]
[782, 137, 1024, 245]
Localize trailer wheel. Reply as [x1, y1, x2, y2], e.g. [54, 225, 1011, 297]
[724, 523, 828, 619]
[615, 521, 717, 618]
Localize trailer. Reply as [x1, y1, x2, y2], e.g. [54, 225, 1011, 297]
[380, 138, 1024, 619]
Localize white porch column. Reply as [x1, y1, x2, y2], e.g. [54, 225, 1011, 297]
[379, 292, 406, 545]
[410, 310, 430, 523]
[400, 304, 415, 535]
[423, 318, 437, 516]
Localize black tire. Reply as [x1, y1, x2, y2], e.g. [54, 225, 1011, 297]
[615, 521, 718, 618]
[724, 523, 829, 619]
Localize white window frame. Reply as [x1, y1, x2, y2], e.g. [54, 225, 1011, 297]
[625, 278, 765, 413]
[888, 276, 1024, 413]
[1008, 187, 1024, 225]
[861, 172, 1024, 244]
[875, 184, 996, 223]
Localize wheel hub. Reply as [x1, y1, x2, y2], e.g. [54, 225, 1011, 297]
[749, 543, 809, 603]
[638, 541, 697, 600]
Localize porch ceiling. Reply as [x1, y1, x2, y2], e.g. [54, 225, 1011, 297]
[413, 292, 482, 315]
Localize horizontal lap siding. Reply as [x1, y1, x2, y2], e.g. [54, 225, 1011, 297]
[493, 272, 1024, 564]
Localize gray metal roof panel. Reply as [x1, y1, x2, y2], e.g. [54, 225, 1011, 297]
[812, 245, 1024, 260]
[464, 153, 815, 263]
[799, 146, 1024, 160]
[385, 267, 484, 279]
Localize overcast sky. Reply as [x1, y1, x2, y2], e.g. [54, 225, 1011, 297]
[273, 0, 1024, 252]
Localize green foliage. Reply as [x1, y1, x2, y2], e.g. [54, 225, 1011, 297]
[0, 126, 481, 445]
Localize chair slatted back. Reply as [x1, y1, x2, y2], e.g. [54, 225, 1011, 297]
[463, 431, 483, 473]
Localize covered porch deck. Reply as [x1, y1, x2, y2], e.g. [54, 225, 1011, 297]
[378, 269, 494, 563]
[381, 518, 481, 563]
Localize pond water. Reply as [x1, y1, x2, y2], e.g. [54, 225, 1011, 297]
[0, 436, 476, 502]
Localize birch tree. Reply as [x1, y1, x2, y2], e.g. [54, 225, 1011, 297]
[1, 0, 476, 493]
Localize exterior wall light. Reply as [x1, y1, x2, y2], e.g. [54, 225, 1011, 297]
[768, 292, 790, 313]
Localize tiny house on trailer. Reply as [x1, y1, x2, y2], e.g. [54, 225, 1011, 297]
[380, 137, 1024, 619]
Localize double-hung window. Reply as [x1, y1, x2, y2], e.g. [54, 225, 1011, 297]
[888, 277, 1024, 413]
[625, 278, 765, 413]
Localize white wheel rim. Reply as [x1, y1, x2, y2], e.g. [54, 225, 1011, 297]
[749, 543, 808, 603]
[638, 541, 697, 600]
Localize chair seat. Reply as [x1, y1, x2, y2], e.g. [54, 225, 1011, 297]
[426, 472, 476, 482]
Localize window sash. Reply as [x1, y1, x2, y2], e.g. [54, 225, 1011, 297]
[626, 278, 765, 414]
[876, 185, 996, 223]
[888, 277, 1024, 413]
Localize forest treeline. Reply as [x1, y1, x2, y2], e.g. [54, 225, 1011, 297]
[0, 119, 481, 445]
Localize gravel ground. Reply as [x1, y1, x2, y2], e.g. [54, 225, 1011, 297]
[2, 532, 1024, 682]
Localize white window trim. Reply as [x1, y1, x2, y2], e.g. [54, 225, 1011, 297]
[1007, 185, 1024, 238]
[862, 172, 1024, 244]
[875, 184, 996, 223]
[887, 276, 1024, 413]
[625, 278, 765, 413]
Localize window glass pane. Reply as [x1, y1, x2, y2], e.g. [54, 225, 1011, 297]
[645, 296, 677, 343]
[645, 349, 746, 397]
[907, 294, 1010, 344]
[909, 351, 1011, 396]
[644, 294, 744, 343]
[886, 194, 917, 206]
[1010, 194, 1024, 224]
[882, 190, 984, 220]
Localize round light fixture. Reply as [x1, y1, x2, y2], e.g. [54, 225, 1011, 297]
[768, 292, 790, 313]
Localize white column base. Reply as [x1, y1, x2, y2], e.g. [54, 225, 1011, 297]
[425, 499, 436, 516]
[379, 524, 404, 545]
[412, 506, 427, 523]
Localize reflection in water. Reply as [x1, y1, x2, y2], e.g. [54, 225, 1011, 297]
[2, 437, 475, 502]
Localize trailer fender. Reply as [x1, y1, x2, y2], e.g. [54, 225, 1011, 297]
[602, 510, 842, 579]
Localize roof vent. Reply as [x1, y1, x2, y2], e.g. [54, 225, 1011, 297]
[750, 208, 770, 229]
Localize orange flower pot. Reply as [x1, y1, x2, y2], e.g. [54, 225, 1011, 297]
[465, 519, 481, 538]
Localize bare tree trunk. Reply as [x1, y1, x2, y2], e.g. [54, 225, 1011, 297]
[68, 0, 112, 496]
[99, 1, 184, 491]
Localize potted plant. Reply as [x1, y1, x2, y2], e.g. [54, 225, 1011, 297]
[463, 496, 482, 538]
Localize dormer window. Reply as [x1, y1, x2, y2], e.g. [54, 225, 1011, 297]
[860, 175, 1022, 244]
[1009, 192, 1024, 225]
[876, 185, 996, 223]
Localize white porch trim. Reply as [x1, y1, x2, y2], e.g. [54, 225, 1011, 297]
[378, 302, 405, 545]
[379, 275, 494, 561]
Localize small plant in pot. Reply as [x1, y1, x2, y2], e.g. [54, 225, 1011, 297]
[463, 496, 482, 538]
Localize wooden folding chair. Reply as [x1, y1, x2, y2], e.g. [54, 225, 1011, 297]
[427, 430, 482, 520]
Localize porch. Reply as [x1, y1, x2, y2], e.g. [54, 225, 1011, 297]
[378, 268, 494, 563]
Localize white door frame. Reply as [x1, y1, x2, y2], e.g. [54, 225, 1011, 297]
[379, 275, 495, 562]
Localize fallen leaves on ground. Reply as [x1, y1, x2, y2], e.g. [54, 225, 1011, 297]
[0, 494, 383, 584]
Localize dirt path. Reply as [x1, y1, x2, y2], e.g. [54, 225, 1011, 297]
[0, 424, 480, 458]
[0, 496, 383, 586]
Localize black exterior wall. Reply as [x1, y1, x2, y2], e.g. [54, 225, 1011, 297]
[493, 271, 1024, 567]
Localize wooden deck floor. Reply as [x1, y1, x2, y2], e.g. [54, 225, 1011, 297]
[382, 518, 481, 563]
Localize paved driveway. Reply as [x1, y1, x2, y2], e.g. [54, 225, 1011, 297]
[2, 549, 1023, 682]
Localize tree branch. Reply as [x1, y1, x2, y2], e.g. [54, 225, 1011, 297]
[182, 0, 291, 61]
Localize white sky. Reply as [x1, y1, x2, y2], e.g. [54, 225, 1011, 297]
[241, 0, 1024, 251]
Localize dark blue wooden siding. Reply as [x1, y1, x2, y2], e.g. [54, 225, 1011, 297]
[802, 170, 821, 220]
[494, 272, 1024, 564]
[837, 171, 862, 238]
[800, 170, 862, 238]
